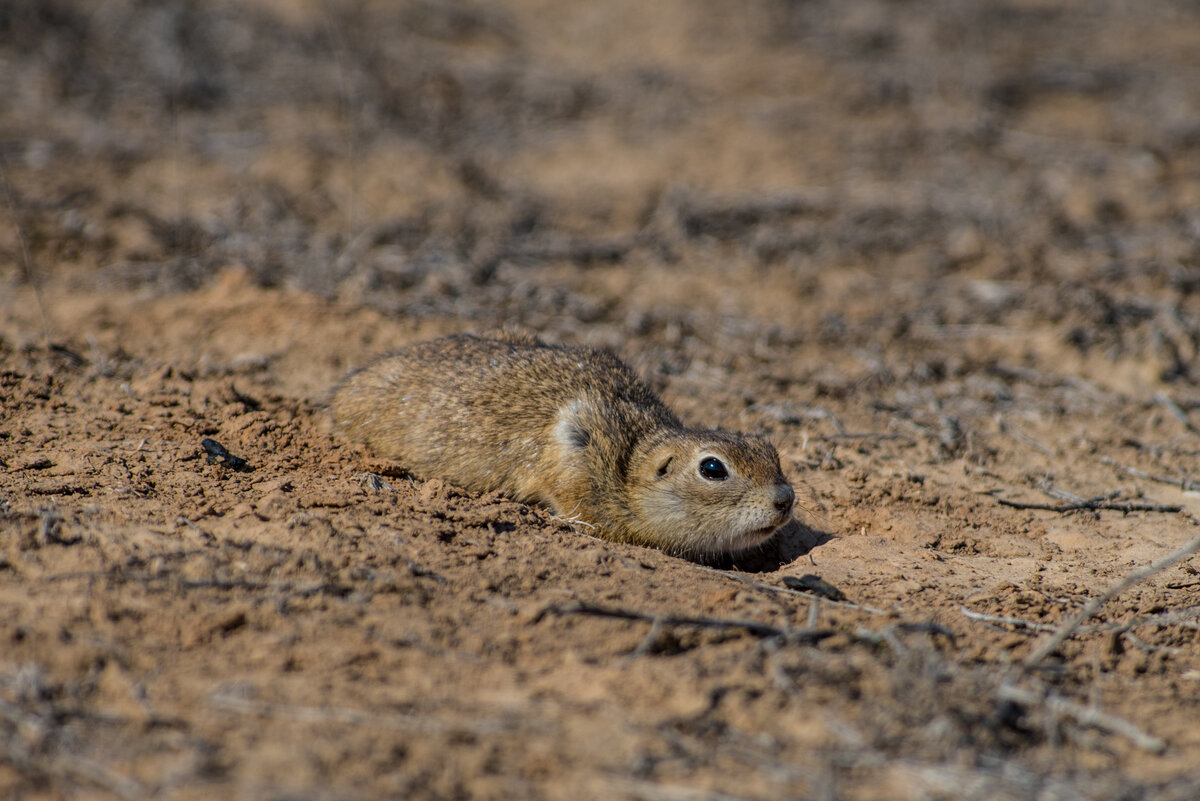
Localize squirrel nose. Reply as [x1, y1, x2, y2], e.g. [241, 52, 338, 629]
[773, 484, 795, 516]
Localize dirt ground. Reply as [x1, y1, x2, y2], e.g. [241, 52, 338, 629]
[3, 1, 1200, 799]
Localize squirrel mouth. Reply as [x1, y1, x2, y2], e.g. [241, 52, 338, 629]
[741, 522, 782, 545]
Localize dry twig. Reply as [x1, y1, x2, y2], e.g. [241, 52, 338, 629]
[1024, 532, 1200, 668]
[0, 697, 145, 800]
[998, 419, 1056, 457]
[1101, 456, 1200, 493]
[538, 600, 834, 642]
[0, 152, 50, 347]
[812, 432, 913, 444]
[854, 622, 956, 653]
[209, 689, 521, 735]
[1155, 391, 1200, 435]
[689, 564, 888, 615]
[962, 605, 1200, 637]
[611, 777, 756, 801]
[995, 497, 1182, 514]
[959, 607, 1057, 633]
[998, 684, 1166, 754]
[1121, 633, 1186, 656]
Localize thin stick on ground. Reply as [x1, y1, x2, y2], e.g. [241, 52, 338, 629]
[209, 689, 520, 735]
[998, 685, 1166, 754]
[1041, 488, 1118, 505]
[964, 605, 1200, 637]
[854, 621, 957, 653]
[610, 777, 756, 801]
[1024, 532, 1200, 669]
[1101, 456, 1200, 493]
[626, 616, 668, 659]
[0, 152, 50, 348]
[0, 698, 145, 800]
[1121, 632, 1185, 656]
[1155, 391, 1200, 435]
[998, 418, 1056, 457]
[812, 432, 913, 444]
[56, 755, 145, 801]
[688, 563, 888, 615]
[538, 600, 834, 642]
[960, 607, 1057, 633]
[996, 497, 1182, 514]
[1106, 608, 1200, 632]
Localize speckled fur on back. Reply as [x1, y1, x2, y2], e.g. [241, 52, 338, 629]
[331, 332, 794, 556]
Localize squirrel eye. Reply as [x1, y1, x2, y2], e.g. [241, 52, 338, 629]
[698, 457, 728, 481]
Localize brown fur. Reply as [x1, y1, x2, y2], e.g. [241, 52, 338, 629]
[331, 333, 794, 557]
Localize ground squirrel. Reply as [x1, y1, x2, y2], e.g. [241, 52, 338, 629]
[331, 332, 794, 557]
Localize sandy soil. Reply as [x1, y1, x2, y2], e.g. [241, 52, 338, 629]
[3, 1, 1200, 799]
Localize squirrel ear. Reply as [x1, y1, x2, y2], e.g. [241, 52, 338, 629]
[564, 422, 591, 450]
[655, 455, 674, 477]
[553, 400, 591, 451]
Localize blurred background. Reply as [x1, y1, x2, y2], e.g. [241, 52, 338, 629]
[3, 0, 1199, 392]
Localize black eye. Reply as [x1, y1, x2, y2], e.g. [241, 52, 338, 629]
[698, 457, 728, 481]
